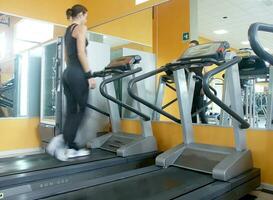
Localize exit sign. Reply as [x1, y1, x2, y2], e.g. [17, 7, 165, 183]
[182, 32, 190, 41]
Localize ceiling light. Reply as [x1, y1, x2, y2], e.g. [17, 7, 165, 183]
[241, 41, 250, 45]
[135, 0, 149, 5]
[213, 29, 228, 35]
[265, 47, 270, 51]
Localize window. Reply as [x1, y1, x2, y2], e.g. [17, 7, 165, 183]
[14, 19, 54, 54]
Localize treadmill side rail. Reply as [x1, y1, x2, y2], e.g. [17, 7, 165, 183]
[89, 132, 157, 157]
[117, 136, 157, 157]
[156, 144, 185, 167]
[213, 149, 253, 181]
[87, 133, 112, 148]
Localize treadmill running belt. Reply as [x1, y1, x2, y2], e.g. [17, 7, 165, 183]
[43, 167, 215, 200]
[0, 149, 115, 177]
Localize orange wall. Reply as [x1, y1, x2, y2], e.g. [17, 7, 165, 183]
[153, 0, 190, 120]
[83, 0, 169, 28]
[0, 0, 169, 28]
[0, 118, 41, 151]
[121, 119, 273, 185]
[0, 0, 79, 25]
[91, 8, 153, 46]
[112, 43, 153, 53]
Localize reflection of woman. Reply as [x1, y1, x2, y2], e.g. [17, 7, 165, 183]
[47, 4, 96, 161]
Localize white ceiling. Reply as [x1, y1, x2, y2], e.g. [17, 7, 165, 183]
[198, 0, 273, 52]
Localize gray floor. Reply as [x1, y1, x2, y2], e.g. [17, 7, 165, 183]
[251, 191, 273, 200]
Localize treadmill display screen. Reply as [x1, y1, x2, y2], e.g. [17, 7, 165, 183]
[180, 41, 230, 61]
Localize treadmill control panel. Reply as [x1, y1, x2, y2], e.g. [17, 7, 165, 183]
[105, 55, 142, 71]
[92, 55, 142, 78]
[180, 41, 230, 61]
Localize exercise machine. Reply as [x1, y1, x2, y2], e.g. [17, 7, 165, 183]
[87, 55, 157, 157]
[0, 55, 157, 199]
[10, 41, 260, 200]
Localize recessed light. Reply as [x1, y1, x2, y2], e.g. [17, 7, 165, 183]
[265, 47, 270, 51]
[135, 0, 149, 5]
[213, 29, 228, 35]
[241, 41, 250, 45]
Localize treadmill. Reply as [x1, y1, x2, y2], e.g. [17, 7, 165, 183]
[0, 55, 157, 199]
[8, 41, 261, 199]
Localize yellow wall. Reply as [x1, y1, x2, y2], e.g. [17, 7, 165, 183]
[121, 119, 273, 185]
[91, 8, 153, 46]
[153, 0, 190, 120]
[0, 0, 155, 48]
[83, 0, 169, 28]
[0, 0, 168, 28]
[112, 43, 153, 53]
[0, 118, 41, 151]
[0, 0, 80, 25]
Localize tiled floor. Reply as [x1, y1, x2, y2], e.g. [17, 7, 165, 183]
[251, 191, 273, 200]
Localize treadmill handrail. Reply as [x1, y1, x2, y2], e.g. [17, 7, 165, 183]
[128, 64, 219, 123]
[0, 98, 13, 108]
[191, 75, 217, 117]
[86, 103, 110, 117]
[92, 69, 124, 78]
[128, 66, 181, 123]
[159, 74, 217, 115]
[203, 56, 250, 129]
[100, 67, 151, 121]
[248, 22, 273, 65]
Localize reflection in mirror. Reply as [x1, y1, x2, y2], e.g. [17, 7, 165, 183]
[88, 11, 156, 120]
[87, 32, 157, 119]
[192, 0, 273, 129]
[0, 13, 65, 118]
[219, 49, 271, 129]
[40, 41, 57, 124]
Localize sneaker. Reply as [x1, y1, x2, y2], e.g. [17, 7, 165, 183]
[66, 149, 78, 159]
[46, 135, 64, 156]
[74, 149, 90, 158]
[55, 148, 68, 161]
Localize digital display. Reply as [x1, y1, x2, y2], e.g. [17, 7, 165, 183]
[180, 42, 229, 61]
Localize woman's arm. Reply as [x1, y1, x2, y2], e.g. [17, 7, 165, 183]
[74, 25, 96, 89]
[75, 25, 90, 73]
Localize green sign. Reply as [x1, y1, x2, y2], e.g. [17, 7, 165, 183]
[182, 32, 190, 41]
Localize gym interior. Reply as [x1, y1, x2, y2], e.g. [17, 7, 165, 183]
[0, 0, 273, 199]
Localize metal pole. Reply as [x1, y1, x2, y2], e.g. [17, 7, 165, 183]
[225, 52, 247, 151]
[152, 77, 166, 120]
[173, 69, 194, 144]
[266, 65, 273, 128]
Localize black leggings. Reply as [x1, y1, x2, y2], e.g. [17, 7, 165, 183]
[62, 66, 89, 150]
